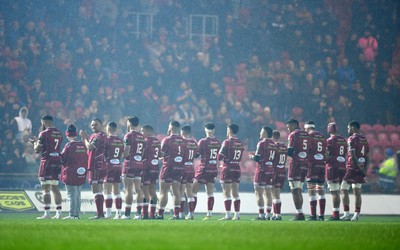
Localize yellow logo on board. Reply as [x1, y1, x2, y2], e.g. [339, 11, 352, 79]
[0, 191, 35, 211]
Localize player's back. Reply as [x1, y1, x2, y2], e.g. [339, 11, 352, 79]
[143, 136, 161, 166]
[308, 130, 327, 164]
[124, 131, 145, 162]
[161, 134, 186, 167]
[288, 129, 310, 165]
[219, 137, 244, 167]
[274, 141, 288, 169]
[327, 134, 347, 167]
[183, 138, 198, 165]
[39, 127, 63, 165]
[105, 135, 124, 164]
[198, 137, 221, 168]
[347, 133, 369, 169]
[256, 138, 277, 168]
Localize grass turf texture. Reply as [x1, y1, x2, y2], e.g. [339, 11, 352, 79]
[1, 213, 400, 250]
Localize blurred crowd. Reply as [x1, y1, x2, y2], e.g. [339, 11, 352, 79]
[0, 0, 399, 186]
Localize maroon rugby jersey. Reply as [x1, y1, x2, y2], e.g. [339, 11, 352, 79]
[218, 137, 244, 168]
[183, 138, 198, 167]
[307, 130, 327, 165]
[326, 134, 347, 169]
[197, 137, 221, 168]
[347, 133, 369, 170]
[274, 141, 288, 169]
[104, 135, 124, 165]
[123, 131, 145, 167]
[287, 129, 310, 166]
[87, 131, 107, 170]
[61, 140, 88, 185]
[38, 127, 63, 164]
[254, 138, 277, 169]
[161, 134, 186, 168]
[143, 136, 161, 167]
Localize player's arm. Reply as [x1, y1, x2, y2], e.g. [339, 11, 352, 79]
[80, 130, 95, 151]
[287, 147, 294, 157]
[250, 142, 262, 162]
[31, 135, 42, 153]
[123, 137, 131, 158]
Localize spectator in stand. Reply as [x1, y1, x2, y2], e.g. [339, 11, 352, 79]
[14, 106, 32, 143]
[338, 58, 356, 91]
[358, 29, 378, 68]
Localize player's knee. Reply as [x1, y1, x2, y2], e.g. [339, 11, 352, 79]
[328, 183, 340, 192]
[341, 181, 350, 190]
[289, 181, 301, 190]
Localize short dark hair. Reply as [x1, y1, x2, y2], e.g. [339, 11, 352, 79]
[142, 124, 153, 132]
[272, 130, 280, 140]
[93, 118, 102, 124]
[348, 120, 360, 130]
[128, 116, 139, 127]
[41, 115, 53, 121]
[305, 121, 315, 125]
[181, 125, 191, 134]
[107, 121, 117, 131]
[205, 122, 215, 130]
[262, 125, 273, 138]
[170, 121, 180, 128]
[228, 123, 239, 135]
[286, 119, 299, 127]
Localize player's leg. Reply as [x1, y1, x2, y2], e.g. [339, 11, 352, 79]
[50, 182, 62, 219]
[264, 185, 273, 220]
[203, 182, 215, 220]
[307, 182, 317, 220]
[179, 182, 186, 219]
[37, 183, 52, 219]
[316, 183, 326, 220]
[90, 182, 105, 219]
[142, 184, 150, 219]
[327, 182, 340, 220]
[149, 183, 158, 219]
[220, 182, 232, 220]
[186, 182, 195, 219]
[133, 177, 143, 219]
[192, 180, 200, 212]
[289, 181, 305, 220]
[340, 181, 351, 220]
[254, 183, 265, 220]
[122, 177, 134, 219]
[232, 182, 240, 220]
[157, 181, 171, 219]
[272, 187, 282, 220]
[351, 184, 362, 221]
[103, 182, 113, 218]
[171, 181, 181, 219]
[112, 183, 122, 219]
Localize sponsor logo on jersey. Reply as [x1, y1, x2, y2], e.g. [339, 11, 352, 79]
[151, 159, 159, 165]
[77, 167, 86, 175]
[298, 152, 307, 159]
[174, 156, 183, 163]
[0, 191, 36, 211]
[314, 154, 324, 160]
[110, 159, 120, 165]
[336, 156, 346, 163]
[265, 161, 274, 166]
[358, 157, 366, 163]
[134, 155, 142, 161]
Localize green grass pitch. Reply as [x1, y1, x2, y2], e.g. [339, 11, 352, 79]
[1, 213, 400, 250]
